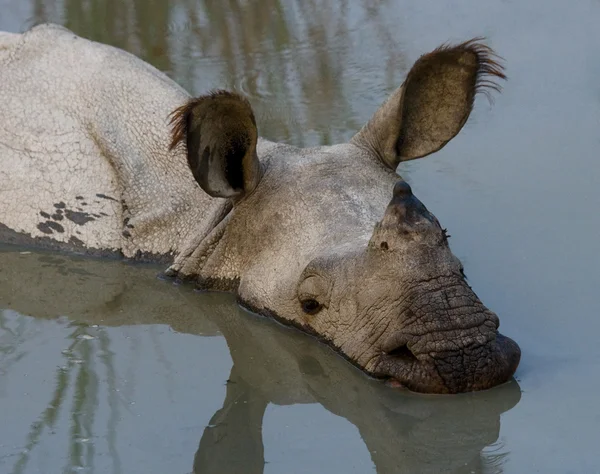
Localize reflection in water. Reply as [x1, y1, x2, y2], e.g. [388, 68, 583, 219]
[0, 249, 520, 473]
[1, 316, 120, 474]
[190, 298, 518, 474]
[194, 366, 267, 474]
[15, 0, 404, 148]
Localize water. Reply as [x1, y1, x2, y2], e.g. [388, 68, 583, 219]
[1, 0, 599, 473]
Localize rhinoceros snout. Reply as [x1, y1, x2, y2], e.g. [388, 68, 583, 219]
[375, 329, 520, 394]
[370, 276, 520, 394]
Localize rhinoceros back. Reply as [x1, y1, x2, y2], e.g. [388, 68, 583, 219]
[0, 24, 211, 260]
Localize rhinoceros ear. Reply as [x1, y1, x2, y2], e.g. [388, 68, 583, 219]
[169, 90, 262, 198]
[351, 39, 506, 170]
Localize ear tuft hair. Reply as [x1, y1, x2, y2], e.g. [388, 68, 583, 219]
[431, 38, 507, 105]
[168, 90, 252, 152]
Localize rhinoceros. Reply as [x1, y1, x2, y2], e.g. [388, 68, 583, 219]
[0, 24, 520, 393]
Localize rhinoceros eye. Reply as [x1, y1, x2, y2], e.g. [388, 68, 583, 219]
[301, 298, 323, 315]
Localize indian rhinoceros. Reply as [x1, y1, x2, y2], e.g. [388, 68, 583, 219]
[0, 24, 520, 394]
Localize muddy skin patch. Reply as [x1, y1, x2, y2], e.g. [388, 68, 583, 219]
[131, 248, 175, 264]
[69, 235, 85, 246]
[0, 222, 119, 258]
[64, 209, 95, 225]
[195, 275, 240, 292]
[95, 193, 118, 202]
[37, 220, 65, 234]
[46, 221, 64, 232]
[0, 222, 174, 264]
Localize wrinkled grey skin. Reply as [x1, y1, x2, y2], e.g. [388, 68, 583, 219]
[0, 24, 520, 393]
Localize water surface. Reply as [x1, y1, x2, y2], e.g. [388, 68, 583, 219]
[1, 0, 600, 473]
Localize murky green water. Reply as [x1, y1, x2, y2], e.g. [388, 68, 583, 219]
[1, 0, 600, 473]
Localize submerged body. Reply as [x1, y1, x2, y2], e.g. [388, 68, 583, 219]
[0, 24, 520, 393]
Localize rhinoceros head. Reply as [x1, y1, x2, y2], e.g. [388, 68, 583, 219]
[167, 39, 520, 394]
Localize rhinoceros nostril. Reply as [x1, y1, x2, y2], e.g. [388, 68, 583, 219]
[387, 343, 418, 362]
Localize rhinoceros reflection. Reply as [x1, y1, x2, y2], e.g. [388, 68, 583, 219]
[0, 249, 520, 474]
[189, 296, 520, 474]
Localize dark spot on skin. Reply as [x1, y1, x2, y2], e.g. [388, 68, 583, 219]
[92, 214, 101, 218]
[77, 208, 83, 211]
[75, 196, 84, 200]
[37, 220, 64, 234]
[36, 222, 53, 234]
[96, 193, 118, 202]
[100, 212, 109, 217]
[64, 209, 95, 225]
[69, 236, 84, 246]
[51, 213, 64, 221]
[123, 217, 135, 229]
[122, 230, 131, 238]
[54, 202, 66, 209]
[39, 211, 50, 219]
[127, 224, 134, 229]
[47, 221, 65, 233]
[81, 202, 88, 206]
[380, 241, 389, 250]
[55, 209, 63, 214]
[76, 231, 82, 235]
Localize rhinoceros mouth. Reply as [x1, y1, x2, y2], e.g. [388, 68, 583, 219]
[375, 332, 521, 394]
